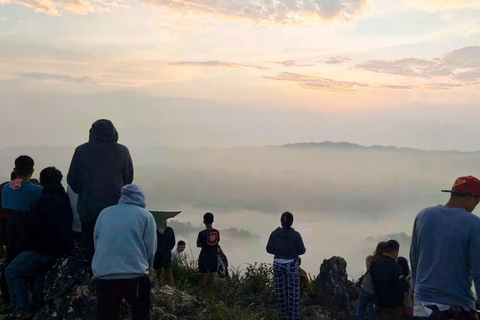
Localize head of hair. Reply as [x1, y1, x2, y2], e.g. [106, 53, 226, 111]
[370, 241, 388, 264]
[14, 155, 34, 177]
[10, 171, 16, 181]
[397, 257, 410, 277]
[203, 212, 214, 224]
[384, 239, 400, 254]
[178, 240, 186, 246]
[30, 179, 40, 186]
[281, 211, 294, 228]
[39, 167, 63, 188]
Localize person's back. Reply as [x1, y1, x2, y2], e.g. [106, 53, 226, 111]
[92, 184, 156, 280]
[411, 205, 480, 308]
[266, 227, 306, 259]
[67, 119, 134, 224]
[30, 172, 74, 256]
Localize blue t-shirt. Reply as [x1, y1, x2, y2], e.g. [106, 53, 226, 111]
[1, 181, 42, 212]
[410, 205, 480, 309]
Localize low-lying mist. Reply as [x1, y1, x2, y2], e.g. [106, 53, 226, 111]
[1, 143, 479, 277]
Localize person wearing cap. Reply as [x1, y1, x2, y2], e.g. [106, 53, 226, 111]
[410, 176, 480, 320]
[67, 119, 134, 265]
[196, 212, 220, 291]
[1, 156, 42, 306]
[92, 184, 156, 320]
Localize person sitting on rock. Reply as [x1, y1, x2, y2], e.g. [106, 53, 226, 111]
[6, 167, 73, 318]
[369, 240, 408, 320]
[197, 212, 220, 291]
[154, 218, 176, 286]
[171, 240, 186, 266]
[1, 156, 42, 308]
[357, 241, 387, 320]
[92, 184, 156, 320]
[266, 211, 306, 320]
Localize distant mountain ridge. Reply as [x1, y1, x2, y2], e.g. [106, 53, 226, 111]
[279, 141, 479, 154]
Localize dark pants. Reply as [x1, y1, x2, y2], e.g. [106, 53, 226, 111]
[357, 289, 376, 320]
[0, 244, 18, 303]
[5, 251, 57, 314]
[376, 307, 405, 320]
[81, 220, 96, 266]
[95, 274, 151, 320]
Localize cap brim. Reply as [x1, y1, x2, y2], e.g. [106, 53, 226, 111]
[441, 190, 472, 195]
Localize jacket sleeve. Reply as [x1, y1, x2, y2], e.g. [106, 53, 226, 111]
[469, 224, 480, 299]
[266, 232, 275, 254]
[295, 232, 306, 255]
[167, 227, 176, 251]
[409, 216, 419, 291]
[122, 150, 134, 185]
[67, 148, 83, 195]
[144, 213, 157, 268]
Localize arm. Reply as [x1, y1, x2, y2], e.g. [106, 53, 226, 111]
[67, 148, 83, 194]
[469, 224, 480, 300]
[296, 232, 306, 255]
[266, 232, 275, 254]
[166, 227, 176, 251]
[93, 215, 100, 250]
[409, 217, 419, 291]
[123, 150, 134, 185]
[144, 213, 157, 268]
[196, 232, 202, 248]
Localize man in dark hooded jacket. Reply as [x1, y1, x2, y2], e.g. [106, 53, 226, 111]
[67, 119, 134, 264]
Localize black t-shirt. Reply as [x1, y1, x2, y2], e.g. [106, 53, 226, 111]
[197, 228, 220, 269]
[370, 255, 408, 308]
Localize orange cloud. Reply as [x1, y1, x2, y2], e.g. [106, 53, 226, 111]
[169, 60, 270, 70]
[1, 0, 119, 15]
[408, 0, 480, 11]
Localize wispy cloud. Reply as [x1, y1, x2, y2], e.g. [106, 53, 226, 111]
[1, 0, 119, 15]
[140, 0, 372, 24]
[324, 56, 352, 65]
[407, 0, 480, 11]
[272, 60, 315, 67]
[169, 60, 270, 70]
[19, 72, 96, 84]
[263, 72, 474, 92]
[353, 46, 480, 82]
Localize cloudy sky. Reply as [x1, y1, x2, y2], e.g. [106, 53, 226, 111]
[1, 0, 480, 150]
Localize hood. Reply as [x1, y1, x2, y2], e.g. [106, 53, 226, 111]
[88, 119, 119, 142]
[119, 184, 146, 208]
[275, 226, 295, 239]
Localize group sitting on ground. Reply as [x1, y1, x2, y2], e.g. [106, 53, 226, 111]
[1, 118, 480, 320]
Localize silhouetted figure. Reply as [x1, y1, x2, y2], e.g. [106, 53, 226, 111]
[1, 156, 42, 305]
[197, 212, 220, 291]
[92, 184, 156, 320]
[397, 257, 412, 319]
[266, 211, 306, 320]
[370, 240, 408, 320]
[154, 223, 175, 286]
[357, 241, 387, 320]
[410, 176, 480, 320]
[67, 119, 134, 265]
[6, 167, 73, 317]
[0, 171, 15, 305]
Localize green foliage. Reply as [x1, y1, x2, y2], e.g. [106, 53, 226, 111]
[173, 259, 279, 320]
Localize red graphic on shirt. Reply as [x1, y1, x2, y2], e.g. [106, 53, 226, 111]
[207, 231, 219, 246]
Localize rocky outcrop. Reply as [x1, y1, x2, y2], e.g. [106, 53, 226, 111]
[312, 256, 359, 318]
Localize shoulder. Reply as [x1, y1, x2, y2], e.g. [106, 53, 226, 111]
[74, 142, 90, 153]
[115, 143, 130, 154]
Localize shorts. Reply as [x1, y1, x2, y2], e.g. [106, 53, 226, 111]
[154, 251, 172, 270]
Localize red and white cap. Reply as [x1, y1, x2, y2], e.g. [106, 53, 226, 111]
[441, 176, 480, 197]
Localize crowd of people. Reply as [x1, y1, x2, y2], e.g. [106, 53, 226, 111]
[0, 119, 480, 320]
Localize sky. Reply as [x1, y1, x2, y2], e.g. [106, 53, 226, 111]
[1, 0, 480, 150]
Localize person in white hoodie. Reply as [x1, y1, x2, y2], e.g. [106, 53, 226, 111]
[92, 184, 156, 320]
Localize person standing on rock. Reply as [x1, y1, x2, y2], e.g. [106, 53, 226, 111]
[410, 176, 480, 320]
[357, 241, 387, 320]
[92, 184, 156, 320]
[197, 212, 220, 291]
[67, 119, 134, 265]
[266, 211, 306, 320]
[369, 240, 408, 320]
[6, 167, 73, 318]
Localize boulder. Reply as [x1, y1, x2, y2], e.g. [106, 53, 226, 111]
[314, 256, 359, 313]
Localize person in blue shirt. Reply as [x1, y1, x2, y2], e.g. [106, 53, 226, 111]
[410, 175, 480, 319]
[0, 156, 42, 306]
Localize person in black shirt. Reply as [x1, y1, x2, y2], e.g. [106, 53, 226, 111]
[197, 212, 220, 291]
[370, 239, 408, 320]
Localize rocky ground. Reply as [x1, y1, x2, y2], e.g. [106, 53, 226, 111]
[0, 248, 360, 320]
